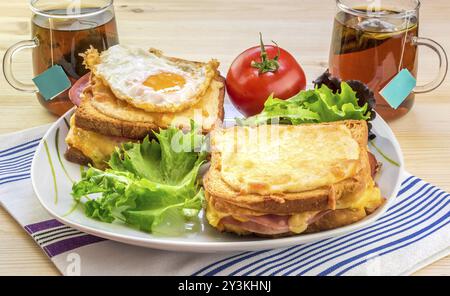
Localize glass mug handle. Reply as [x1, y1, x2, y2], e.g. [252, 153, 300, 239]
[413, 37, 448, 94]
[2, 37, 39, 93]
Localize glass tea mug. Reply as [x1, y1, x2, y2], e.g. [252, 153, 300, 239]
[3, 0, 119, 116]
[328, 0, 448, 120]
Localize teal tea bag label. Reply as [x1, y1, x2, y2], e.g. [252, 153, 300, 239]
[32, 65, 71, 101]
[380, 69, 417, 109]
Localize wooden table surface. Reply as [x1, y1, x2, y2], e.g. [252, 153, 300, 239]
[0, 0, 449, 275]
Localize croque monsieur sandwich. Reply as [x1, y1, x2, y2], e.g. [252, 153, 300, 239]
[65, 45, 225, 168]
[204, 120, 384, 236]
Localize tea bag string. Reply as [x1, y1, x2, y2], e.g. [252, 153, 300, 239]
[398, 12, 412, 72]
[49, 18, 55, 66]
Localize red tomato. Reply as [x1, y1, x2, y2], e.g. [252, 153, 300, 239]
[226, 38, 306, 117]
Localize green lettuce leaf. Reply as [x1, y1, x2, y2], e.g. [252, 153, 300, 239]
[241, 82, 371, 125]
[71, 123, 206, 236]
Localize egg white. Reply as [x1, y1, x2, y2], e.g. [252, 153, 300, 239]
[93, 45, 209, 111]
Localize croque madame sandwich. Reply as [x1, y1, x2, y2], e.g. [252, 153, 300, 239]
[203, 120, 384, 236]
[65, 45, 225, 168]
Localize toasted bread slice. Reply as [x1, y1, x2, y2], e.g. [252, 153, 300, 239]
[74, 74, 225, 139]
[203, 120, 371, 214]
[206, 175, 369, 215]
[304, 208, 368, 233]
[205, 166, 369, 213]
[64, 146, 92, 167]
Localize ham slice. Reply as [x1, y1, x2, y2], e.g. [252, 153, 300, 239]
[368, 151, 379, 178]
[69, 73, 90, 106]
[220, 212, 329, 235]
[221, 215, 290, 235]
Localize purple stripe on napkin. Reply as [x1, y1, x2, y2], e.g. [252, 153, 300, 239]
[24, 219, 64, 234]
[43, 234, 106, 258]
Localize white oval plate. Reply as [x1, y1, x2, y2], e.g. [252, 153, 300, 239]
[31, 105, 404, 253]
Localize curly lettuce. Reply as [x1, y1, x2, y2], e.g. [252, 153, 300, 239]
[242, 82, 371, 126]
[71, 124, 206, 236]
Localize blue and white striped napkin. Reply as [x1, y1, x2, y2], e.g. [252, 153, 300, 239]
[0, 124, 449, 276]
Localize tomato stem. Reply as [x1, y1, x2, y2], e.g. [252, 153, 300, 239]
[251, 32, 281, 74]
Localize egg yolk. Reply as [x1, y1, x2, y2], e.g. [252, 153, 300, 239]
[143, 72, 186, 91]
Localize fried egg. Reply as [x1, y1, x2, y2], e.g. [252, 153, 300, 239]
[83, 45, 219, 112]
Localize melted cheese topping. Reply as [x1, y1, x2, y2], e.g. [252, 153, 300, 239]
[65, 116, 121, 168]
[213, 125, 361, 195]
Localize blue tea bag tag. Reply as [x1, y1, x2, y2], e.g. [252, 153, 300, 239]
[32, 65, 71, 101]
[380, 69, 416, 109]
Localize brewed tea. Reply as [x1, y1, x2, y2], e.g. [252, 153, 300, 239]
[329, 8, 418, 120]
[31, 8, 119, 115]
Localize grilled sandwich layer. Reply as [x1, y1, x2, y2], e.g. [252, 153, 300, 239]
[75, 75, 224, 139]
[205, 181, 383, 236]
[204, 121, 384, 236]
[65, 49, 225, 169]
[204, 121, 371, 213]
[65, 116, 131, 169]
